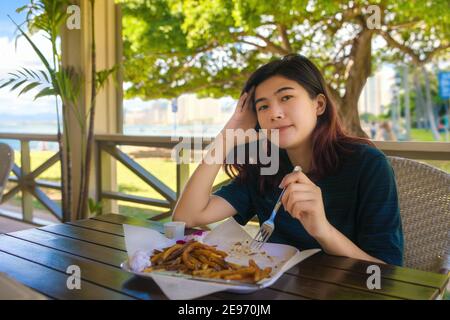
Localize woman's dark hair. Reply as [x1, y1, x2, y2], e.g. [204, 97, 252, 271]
[224, 54, 373, 195]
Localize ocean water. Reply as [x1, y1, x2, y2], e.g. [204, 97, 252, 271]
[0, 122, 223, 150]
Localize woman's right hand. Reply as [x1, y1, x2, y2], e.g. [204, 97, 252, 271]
[223, 86, 257, 131]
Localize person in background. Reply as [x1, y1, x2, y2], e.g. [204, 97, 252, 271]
[370, 121, 377, 139]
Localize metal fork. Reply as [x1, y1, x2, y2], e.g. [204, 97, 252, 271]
[249, 165, 302, 250]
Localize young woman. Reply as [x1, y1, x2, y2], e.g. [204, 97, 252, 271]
[173, 54, 404, 266]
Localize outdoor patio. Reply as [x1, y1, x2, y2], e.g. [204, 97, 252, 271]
[0, 0, 448, 302]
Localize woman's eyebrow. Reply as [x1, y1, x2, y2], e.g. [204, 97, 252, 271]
[254, 86, 295, 104]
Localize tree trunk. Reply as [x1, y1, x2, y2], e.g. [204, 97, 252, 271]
[403, 65, 411, 140]
[338, 29, 373, 138]
[422, 67, 441, 140]
[413, 72, 426, 128]
[338, 98, 368, 137]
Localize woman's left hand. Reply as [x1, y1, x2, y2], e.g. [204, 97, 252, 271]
[279, 170, 332, 240]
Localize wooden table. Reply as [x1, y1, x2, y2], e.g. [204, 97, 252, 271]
[0, 213, 448, 300]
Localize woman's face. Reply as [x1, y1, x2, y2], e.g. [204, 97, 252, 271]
[254, 75, 326, 149]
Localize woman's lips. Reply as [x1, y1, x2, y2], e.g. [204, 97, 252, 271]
[275, 125, 294, 133]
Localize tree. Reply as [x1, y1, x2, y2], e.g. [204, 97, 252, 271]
[119, 0, 449, 136]
[382, 62, 448, 141]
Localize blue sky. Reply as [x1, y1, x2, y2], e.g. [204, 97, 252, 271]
[0, 0, 57, 121]
[0, 0, 28, 38]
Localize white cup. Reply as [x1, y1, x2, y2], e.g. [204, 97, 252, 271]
[164, 221, 185, 240]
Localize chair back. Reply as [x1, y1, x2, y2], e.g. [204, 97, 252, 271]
[388, 156, 450, 272]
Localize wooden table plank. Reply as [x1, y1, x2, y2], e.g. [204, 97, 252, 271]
[0, 235, 164, 300]
[212, 288, 308, 300]
[0, 249, 135, 300]
[93, 214, 164, 233]
[40, 223, 127, 251]
[8, 228, 128, 268]
[304, 252, 449, 292]
[67, 219, 125, 236]
[269, 273, 399, 300]
[287, 261, 438, 300]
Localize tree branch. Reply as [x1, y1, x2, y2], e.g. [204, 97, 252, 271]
[378, 30, 421, 64]
[277, 23, 292, 53]
[388, 19, 422, 30]
[231, 31, 289, 56]
[378, 30, 449, 65]
[253, 34, 290, 56]
[238, 39, 271, 53]
[422, 44, 450, 64]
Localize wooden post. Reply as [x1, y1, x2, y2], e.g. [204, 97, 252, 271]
[20, 141, 33, 222]
[60, 0, 121, 219]
[404, 65, 411, 140]
[176, 149, 190, 199]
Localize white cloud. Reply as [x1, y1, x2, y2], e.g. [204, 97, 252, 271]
[0, 32, 55, 115]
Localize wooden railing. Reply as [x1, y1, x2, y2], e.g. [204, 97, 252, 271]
[95, 136, 450, 217]
[1, 132, 449, 224]
[373, 141, 450, 161]
[95, 134, 231, 220]
[0, 133, 62, 224]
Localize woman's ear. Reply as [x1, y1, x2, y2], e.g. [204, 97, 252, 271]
[315, 94, 326, 116]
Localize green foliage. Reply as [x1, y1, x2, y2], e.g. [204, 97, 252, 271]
[88, 197, 103, 216]
[360, 112, 378, 122]
[392, 66, 449, 126]
[119, 0, 449, 101]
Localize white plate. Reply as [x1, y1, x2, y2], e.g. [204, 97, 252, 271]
[120, 260, 279, 294]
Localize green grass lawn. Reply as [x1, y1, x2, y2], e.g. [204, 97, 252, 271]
[410, 128, 448, 142]
[7, 130, 448, 221]
[409, 129, 450, 173]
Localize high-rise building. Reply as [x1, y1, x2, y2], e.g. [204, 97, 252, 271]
[359, 65, 395, 116]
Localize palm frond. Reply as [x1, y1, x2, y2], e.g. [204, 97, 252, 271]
[18, 81, 41, 96]
[35, 87, 56, 100]
[22, 67, 42, 81]
[1, 67, 51, 97]
[0, 78, 16, 89]
[16, 69, 29, 79]
[11, 79, 28, 91]
[7, 72, 20, 79]
[39, 70, 49, 82]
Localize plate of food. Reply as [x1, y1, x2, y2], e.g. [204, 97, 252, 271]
[121, 239, 273, 291]
[121, 218, 321, 298]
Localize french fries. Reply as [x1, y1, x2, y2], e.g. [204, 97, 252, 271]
[143, 240, 272, 283]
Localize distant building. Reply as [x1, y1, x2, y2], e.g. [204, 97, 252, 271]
[124, 94, 235, 126]
[125, 100, 170, 125]
[176, 94, 233, 125]
[358, 66, 395, 116]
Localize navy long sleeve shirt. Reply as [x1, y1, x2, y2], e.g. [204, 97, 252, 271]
[213, 144, 404, 266]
